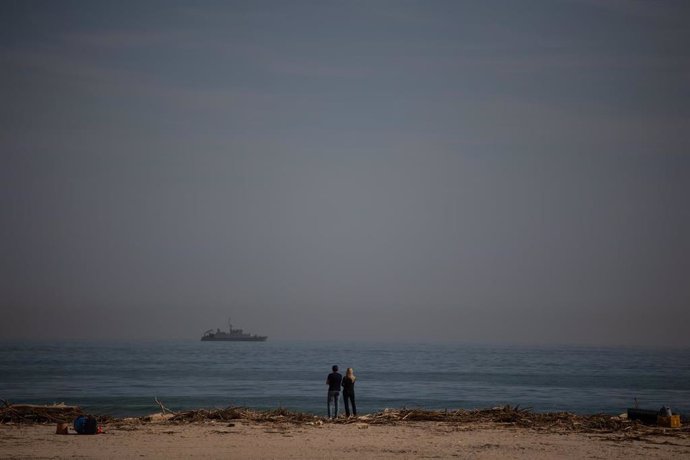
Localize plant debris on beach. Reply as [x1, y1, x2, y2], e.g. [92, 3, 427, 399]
[163, 405, 688, 434]
[0, 400, 112, 424]
[2, 400, 688, 439]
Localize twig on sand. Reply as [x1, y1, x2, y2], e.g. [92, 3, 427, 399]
[154, 397, 177, 415]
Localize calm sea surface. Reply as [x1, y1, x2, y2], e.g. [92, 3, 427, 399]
[1, 341, 688, 418]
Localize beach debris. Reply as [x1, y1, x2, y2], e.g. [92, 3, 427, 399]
[333, 406, 665, 434]
[3, 400, 688, 439]
[144, 413, 175, 422]
[55, 422, 69, 435]
[0, 401, 94, 424]
[167, 407, 319, 424]
[154, 397, 177, 415]
[0, 400, 114, 426]
[156, 404, 659, 434]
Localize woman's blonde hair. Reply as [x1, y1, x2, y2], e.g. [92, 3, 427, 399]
[346, 367, 356, 381]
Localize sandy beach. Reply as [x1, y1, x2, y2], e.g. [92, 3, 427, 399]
[2, 417, 689, 459]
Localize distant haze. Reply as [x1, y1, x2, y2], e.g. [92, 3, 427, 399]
[1, 1, 689, 346]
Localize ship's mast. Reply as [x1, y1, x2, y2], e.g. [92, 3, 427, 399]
[228, 317, 232, 332]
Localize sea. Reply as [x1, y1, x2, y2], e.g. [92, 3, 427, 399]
[1, 341, 688, 418]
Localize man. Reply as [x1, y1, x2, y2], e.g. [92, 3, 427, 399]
[325, 365, 343, 419]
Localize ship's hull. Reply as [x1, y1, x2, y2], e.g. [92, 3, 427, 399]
[201, 336, 267, 342]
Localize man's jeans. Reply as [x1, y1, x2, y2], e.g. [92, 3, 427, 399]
[327, 391, 340, 418]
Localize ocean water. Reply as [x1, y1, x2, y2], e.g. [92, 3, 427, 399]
[1, 341, 688, 418]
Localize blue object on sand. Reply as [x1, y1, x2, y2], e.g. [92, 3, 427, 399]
[73, 415, 98, 434]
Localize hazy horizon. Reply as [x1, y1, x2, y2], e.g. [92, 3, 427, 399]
[2, 1, 689, 346]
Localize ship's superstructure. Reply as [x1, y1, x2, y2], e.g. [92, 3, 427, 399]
[201, 318, 267, 342]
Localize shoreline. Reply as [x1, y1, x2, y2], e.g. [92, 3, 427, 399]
[2, 403, 687, 431]
[2, 406, 689, 459]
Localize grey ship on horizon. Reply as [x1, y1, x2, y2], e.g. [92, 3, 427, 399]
[201, 318, 267, 342]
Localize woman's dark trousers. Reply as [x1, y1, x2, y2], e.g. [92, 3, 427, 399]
[343, 391, 356, 417]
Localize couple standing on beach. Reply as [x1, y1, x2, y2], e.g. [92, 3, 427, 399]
[326, 365, 357, 418]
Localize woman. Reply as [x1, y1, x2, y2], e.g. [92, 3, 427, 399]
[342, 367, 357, 417]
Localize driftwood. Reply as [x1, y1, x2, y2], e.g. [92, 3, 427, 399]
[157, 405, 690, 438]
[0, 402, 85, 424]
[360, 406, 628, 431]
[3, 400, 689, 439]
[351, 406, 690, 438]
[154, 397, 177, 415]
[167, 406, 316, 424]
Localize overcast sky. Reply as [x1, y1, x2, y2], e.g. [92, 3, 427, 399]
[1, 0, 689, 345]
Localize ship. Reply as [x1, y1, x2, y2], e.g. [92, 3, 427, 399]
[201, 318, 268, 342]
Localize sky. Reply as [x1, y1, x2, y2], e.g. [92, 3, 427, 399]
[1, 0, 689, 345]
